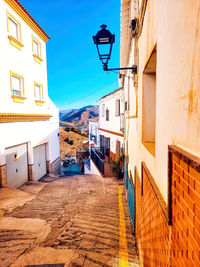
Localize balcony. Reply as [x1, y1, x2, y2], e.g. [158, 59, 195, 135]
[120, 113, 124, 131]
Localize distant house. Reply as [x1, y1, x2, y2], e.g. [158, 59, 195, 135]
[87, 88, 124, 177]
[0, 0, 60, 188]
[97, 88, 124, 159]
[88, 118, 99, 148]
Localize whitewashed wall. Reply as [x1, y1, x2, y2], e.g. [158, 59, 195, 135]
[98, 89, 124, 133]
[0, 0, 60, 166]
[98, 89, 124, 155]
[98, 130, 124, 155]
[123, 0, 200, 202]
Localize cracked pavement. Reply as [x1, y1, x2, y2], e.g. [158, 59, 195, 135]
[0, 173, 139, 266]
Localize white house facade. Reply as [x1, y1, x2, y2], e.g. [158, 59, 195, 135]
[0, 0, 60, 188]
[121, 0, 200, 266]
[97, 88, 124, 159]
[87, 88, 124, 177]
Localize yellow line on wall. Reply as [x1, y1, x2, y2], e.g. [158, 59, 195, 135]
[118, 185, 129, 266]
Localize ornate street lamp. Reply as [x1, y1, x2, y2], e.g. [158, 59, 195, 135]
[93, 25, 137, 73]
[93, 24, 115, 67]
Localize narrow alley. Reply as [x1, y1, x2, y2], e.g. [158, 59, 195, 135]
[0, 171, 139, 267]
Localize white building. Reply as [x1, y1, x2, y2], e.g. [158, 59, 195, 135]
[97, 88, 124, 159]
[0, 0, 60, 188]
[87, 88, 124, 177]
[121, 0, 200, 265]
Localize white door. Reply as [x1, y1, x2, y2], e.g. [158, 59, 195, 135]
[33, 144, 47, 181]
[6, 143, 28, 188]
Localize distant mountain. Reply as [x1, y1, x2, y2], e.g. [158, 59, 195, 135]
[59, 105, 99, 128]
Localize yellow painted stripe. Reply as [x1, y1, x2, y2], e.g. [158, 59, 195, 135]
[118, 185, 129, 266]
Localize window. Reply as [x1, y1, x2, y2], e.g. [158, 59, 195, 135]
[9, 18, 18, 40]
[102, 104, 105, 117]
[33, 39, 40, 56]
[124, 77, 130, 111]
[125, 101, 128, 111]
[7, 12, 21, 41]
[100, 135, 105, 154]
[142, 46, 157, 156]
[115, 99, 120, 116]
[34, 82, 44, 105]
[105, 137, 110, 157]
[106, 108, 109, 121]
[35, 84, 42, 100]
[33, 37, 41, 57]
[116, 140, 121, 156]
[32, 35, 42, 63]
[11, 72, 24, 97]
[7, 11, 23, 50]
[10, 71, 25, 103]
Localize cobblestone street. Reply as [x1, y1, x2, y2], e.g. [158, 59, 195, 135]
[0, 173, 139, 267]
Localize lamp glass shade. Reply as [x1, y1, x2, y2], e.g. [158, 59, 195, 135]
[93, 25, 115, 64]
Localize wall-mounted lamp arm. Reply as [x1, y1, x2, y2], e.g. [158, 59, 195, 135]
[103, 63, 137, 74]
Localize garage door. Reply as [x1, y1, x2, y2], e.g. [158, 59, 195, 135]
[6, 143, 28, 188]
[33, 144, 47, 181]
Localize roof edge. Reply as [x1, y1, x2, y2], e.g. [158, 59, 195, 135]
[97, 87, 123, 102]
[5, 0, 50, 42]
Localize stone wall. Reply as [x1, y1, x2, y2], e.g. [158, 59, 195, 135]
[0, 164, 6, 187]
[104, 162, 118, 177]
[50, 157, 61, 175]
[28, 164, 34, 181]
[46, 160, 51, 174]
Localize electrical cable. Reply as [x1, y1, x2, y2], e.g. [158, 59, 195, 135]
[58, 79, 118, 108]
[110, 70, 134, 78]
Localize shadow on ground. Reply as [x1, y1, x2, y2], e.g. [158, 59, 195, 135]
[62, 163, 82, 176]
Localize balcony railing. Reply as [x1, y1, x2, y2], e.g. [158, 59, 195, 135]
[91, 147, 105, 175]
[93, 135, 97, 145]
[99, 146, 110, 158]
[120, 113, 124, 131]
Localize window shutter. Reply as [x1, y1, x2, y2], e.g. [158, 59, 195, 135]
[35, 85, 41, 100]
[12, 76, 21, 95]
[125, 101, 128, 111]
[33, 40, 39, 56]
[115, 99, 120, 116]
[12, 76, 20, 90]
[9, 18, 18, 40]
[106, 109, 109, 121]
[102, 104, 105, 117]
[116, 141, 121, 155]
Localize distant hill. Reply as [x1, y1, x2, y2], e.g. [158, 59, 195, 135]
[59, 127, 88, 159]
[59, 105, 99, 128]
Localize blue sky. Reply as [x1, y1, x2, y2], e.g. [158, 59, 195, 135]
[20, 0, 120, 110]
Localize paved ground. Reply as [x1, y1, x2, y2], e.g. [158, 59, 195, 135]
[0, 169, 139, 266]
